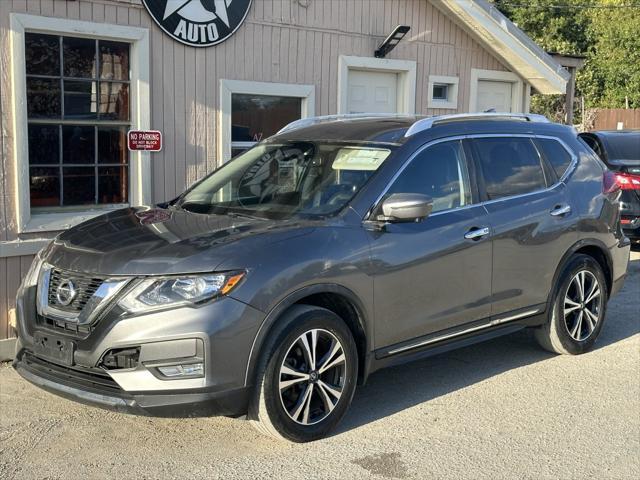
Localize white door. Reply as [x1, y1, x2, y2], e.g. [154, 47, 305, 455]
[477, 80, 513, 112]
[347, 70, 398, 114]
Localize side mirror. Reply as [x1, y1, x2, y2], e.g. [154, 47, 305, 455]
[379, 193, 433, 223]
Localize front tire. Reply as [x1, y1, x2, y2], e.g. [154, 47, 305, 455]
[248, 306, 358, 442]
[535, 254, 608, 355]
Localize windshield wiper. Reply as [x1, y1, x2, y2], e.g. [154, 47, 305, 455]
[176, 202, 212, 214]
[226, 211, 265, 220]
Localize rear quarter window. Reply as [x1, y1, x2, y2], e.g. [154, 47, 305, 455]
[535, 138, 574, 179]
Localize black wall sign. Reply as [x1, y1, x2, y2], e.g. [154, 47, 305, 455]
[142, 0, 252, 47]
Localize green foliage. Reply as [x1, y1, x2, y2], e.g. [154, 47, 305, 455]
[491, 0, 640, 113]
[493, 0, 591, 54]
[586, 1, 640, 108]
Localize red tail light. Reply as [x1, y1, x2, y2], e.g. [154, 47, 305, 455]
[603, 171, 640, 193]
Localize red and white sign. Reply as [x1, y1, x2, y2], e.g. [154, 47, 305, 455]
[128, 130, 162, 152]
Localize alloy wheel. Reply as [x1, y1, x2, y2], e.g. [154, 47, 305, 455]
[278, 328, 347, 425]
[563, 270, 602, 341]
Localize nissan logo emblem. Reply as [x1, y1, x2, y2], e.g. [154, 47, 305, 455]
[56, 279, 77, 306]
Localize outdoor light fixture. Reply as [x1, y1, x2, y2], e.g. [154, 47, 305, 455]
[375, 25, 411, 58]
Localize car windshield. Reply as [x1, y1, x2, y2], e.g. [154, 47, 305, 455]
[602, 134, 640, 161]
[177, 141, 394, 220]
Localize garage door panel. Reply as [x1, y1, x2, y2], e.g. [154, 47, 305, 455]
[347, 70, 398, 114]
[477, 80, 513, 113]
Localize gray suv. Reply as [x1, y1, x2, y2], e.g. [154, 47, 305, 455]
[14, 113, 630, 442]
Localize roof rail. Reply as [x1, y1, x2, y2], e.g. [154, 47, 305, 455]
[404, 112, 550, 138]
[277, 113, 416, 135]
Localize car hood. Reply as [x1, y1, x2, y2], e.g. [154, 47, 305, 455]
[44, 207, 315, 276]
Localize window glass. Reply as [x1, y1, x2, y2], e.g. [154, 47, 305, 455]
[536, 138, 573, 178]
[28, 125, 59, 165]
[601, 134, 640, 161]
[25, 34, 130, 209]
[386, 141, 471, 213]
[63, 167, 95, 205]
[432, 84, 449, 101]
[25, 33, 59, 76]
[100, 41, 130, 81]
[64, 80, 97, 119]
[99, 82, 129, 120]
[473, 137, 546, 200]
[63, 37, 96, 78]
[231, 93, 302, 155]
[98, 166, 128, 204]
[98, 127, 128, 164]
[29, 167, 60, 207]
[26, 78, 61, 118]
[179, 141, 393, 219]
[62, 126, 95, 164]
[580, 135, 604, 160]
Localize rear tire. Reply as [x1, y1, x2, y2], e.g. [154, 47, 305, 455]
[535, 254, 608, 355]
[248, 305, 358, 442]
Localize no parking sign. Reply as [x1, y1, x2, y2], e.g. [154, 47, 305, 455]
[128, 130, 163, 152]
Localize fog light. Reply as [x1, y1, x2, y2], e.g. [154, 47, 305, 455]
[157, 363, 204, 378]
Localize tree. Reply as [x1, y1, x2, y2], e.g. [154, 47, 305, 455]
[585, 0, 640, 108]
[491, 0, 640, 120]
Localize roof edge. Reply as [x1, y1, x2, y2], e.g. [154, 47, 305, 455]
[435, 0, 571, 94]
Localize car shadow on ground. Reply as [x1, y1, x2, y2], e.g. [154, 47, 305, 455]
[336, 254, 640, 436]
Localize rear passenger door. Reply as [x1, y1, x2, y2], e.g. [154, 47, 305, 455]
[468, 135, 577, 318]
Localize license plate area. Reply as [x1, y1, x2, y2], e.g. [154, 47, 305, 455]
[33, 332, 75, 366]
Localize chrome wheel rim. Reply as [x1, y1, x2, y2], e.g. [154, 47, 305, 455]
[564, 270, 602, 341]
[278, 329, 347, 426]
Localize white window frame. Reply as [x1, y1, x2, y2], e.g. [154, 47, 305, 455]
[219, 80, 315, 163]
[469, 68, 524, 113]
[427, 75, 459, 110]
[337, 56, 417, 115]
[9, 14, 150, 233]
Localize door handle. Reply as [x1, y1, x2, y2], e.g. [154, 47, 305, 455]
[464, 226, 490, 240]
[550, 204, 572, 217]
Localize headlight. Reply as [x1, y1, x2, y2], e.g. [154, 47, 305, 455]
[20, 246, 47, 289]
[117, 271, 245, 314]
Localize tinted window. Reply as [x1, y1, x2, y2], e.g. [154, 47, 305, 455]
[473, 137, 546, 200]
[386, 141, 472, 213]
[580, 134, 604, 159]
[536, 138, 573, 178]
[601, 134, 640, 161]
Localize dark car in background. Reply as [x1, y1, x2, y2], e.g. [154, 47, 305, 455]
[13, 113, 630, 442]
[580, 130, 640, 249]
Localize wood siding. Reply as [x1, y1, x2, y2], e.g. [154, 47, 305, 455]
[0, 0, 513, 341]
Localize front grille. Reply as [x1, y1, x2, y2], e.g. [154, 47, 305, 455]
[22, 352, 122, 393]
[47, 268, 104, 312]
[38, 315, 91, 337]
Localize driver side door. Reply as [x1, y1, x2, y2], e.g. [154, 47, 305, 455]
[368, 139, 493, 351]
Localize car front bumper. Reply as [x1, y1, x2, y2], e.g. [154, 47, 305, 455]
[13, 348, 250, 417]
[13, 283, 264, 417]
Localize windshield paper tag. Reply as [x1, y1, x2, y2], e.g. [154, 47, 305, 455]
[332, 148, 391, 171]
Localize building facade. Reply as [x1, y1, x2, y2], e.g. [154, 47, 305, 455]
[0, 0, 569, 353]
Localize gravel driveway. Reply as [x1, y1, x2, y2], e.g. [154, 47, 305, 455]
[1, 252, 639, 480]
